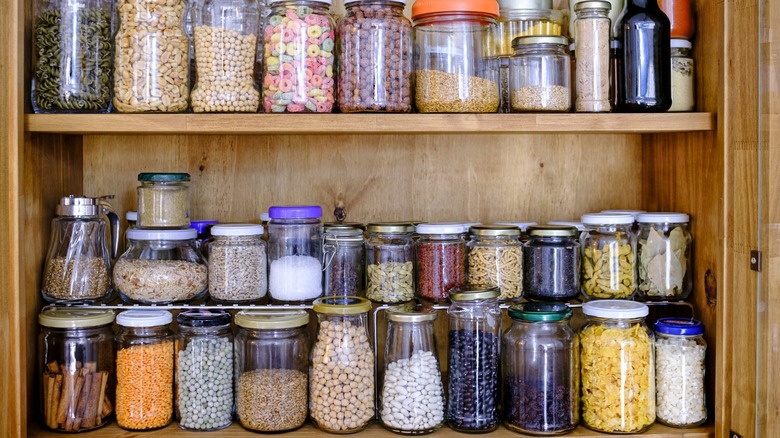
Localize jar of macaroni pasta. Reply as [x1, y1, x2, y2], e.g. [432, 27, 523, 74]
[580, 213, 637, 300]
[365, 222, 416, 303]
[209, 224, 267, 303]
[267, 205, 323, 303]
[136, 173, 190, 228]
[509, 35, 571, 112]
[467, 225, 523, 301]
[415, 223, 467, 302]
[636, 212, 692, 301]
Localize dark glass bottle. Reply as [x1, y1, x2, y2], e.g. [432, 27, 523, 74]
[619, 0, 671, 112]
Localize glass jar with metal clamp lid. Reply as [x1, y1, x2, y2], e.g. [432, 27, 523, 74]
[323, 223, 365, 297]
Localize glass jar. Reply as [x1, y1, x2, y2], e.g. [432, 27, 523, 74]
[381, 306, 445, 434]
[323, 224, 365, 297]
[412, 0, 500, 113]
[467, 225, 523, 301]
[636, 212, 693, 300]
[115, 229, 208, 304]
[310, 297, 375, 433]
[659, 0, 695, 39]
[580, 213, 637, 300]
[234, 310, 309, 432]
[39, 308, 115, 432]
[415, 223, 467, 302]
[190, 219, 219, 259]
[494, 0, 563, 56]
[365, 222, 416, 303]
[261, 0, 336, 113]
[447, 287, 502, 432]
[509, 35, 571, 112]
[208, 224, 268, 303]
[113, 0, 189, 112]
[654, 318, 707, 428]
[124, 211, 137, 254]
[267, 205, 323, 302]
[175, 310, 233, 431]
[136, 172, 191, 228]
[670, 39, 695, 112]
[503, 303, 579, 435]
[191, 0, 261, 112]
[548, 220, 585, 236]
[580, 301, 655, 433]
[523, 225, 580, 301]
[337, 0, 413, 112]
[569, 0, 624, 39]
[31, 0, 113, 113]
[115, 310, 175, 431]
[574, 1, 611, 113]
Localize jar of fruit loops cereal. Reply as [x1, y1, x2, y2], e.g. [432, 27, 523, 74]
[262, 0, 336, 113]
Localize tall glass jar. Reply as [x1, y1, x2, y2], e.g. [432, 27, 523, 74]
[209, 224, 267, 303]
[412, 0, 500, 113]
[447, 287, 502, 433]
[234, 310, 309, 432]
[175, 310, 233, 431]
[503, 303, 578, 435]
[574, 1, 611, 112]
[323, 224, 365, 297]
[415, 223, 467, 302]
[580, 301, 655, 433]
[569, 0, 624, 39]
[267, 205, 323, 302]
[670, 39, 695, 112]
[509, 35, 571, 112]
[31, 0, 113, 113]
[523, 225, 580, 301]
[467, 225, 523, 301]
[310, 297, 375, 433]
[136, 172, 191, 228]
[659, 0, 695, 39]
[494, 0, 563, 56]
[365, 222, 416, 303]
[39, 308, 115, 432]
[580, 213, 637, 300]
[636, 212, 693, 301]
[115, 310, 174, 431]
[261, 0, 336, 113]
[380, 307, 446, 434]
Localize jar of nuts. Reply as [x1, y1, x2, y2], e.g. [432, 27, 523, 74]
[580, 213, 637, 300]
[509, 35, 571, 112]
[365, 222, 415, 304]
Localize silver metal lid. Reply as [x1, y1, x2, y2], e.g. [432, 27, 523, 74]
[56, 195, 114, 217]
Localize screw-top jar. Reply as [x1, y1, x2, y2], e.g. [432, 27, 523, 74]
[670, 39, 695, 112]
[323, 224, 365, 297]
[208, 224, 267, 303]
[115, 310, 175, 431]
[636, 212, 693, 300]
[234, 310, 310, 432]
[580, 213, 637, 299]
[580, 301, 655, 433]
[136, 172, 191, 228]
[574, 1, 611, 113]
[569, 0, 624, 39]
[523, 225, 580, 301]
[415, 223, 467, 302]
[190, 219, 219, 259]
[509, 35, 571, 112]
[365, 222, 416, 303]
[494, 0, 563, 56]
[267, 205, 323, 302]
[39, 308, 116, 432]
[503, 303, 579, 435]
[467, 225, 523, 301]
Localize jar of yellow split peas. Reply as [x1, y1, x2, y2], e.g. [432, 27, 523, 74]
[493, 0, 564, 56]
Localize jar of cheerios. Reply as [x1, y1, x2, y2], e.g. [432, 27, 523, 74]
[467, 225, 523, 301]
[580, 213, 637, 300]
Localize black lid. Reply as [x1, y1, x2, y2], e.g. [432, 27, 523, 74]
[177, 310, 232, 327]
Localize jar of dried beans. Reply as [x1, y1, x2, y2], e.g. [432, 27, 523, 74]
[636, 212, 692, 300]
[574, 1, 611, 112]
[467, 225, 523, 301]
[365, 222, 416, 303]
[208, 224, 267, 303]
[509, 35, 571, 112]
[323, 223, 365, 297]
[136, 172, 191, 228]
[415, 223, 467, 302]
[523, 225, 580, 301]
[267, 205, 323, 302]
[580, 213, 637, 300]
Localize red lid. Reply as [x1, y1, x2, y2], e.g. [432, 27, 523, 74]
[412, 0, 500, 18]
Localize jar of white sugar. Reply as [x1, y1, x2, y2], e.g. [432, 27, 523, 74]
[267, 205, 323, 303]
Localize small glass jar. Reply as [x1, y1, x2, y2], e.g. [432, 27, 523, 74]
[39, 308, 115, 432]
[580, 301, 655, 433]
[636, 212, 693, 300]
[115, 310, 175, 431]
[654, 318, 707, 428]
[136, 172, 191, 228]
[574, 1, 611, 112]
[261, 0, 336, 113]
[175, 311, 233, 431]
[310, 297, 375, 433]
[569, 0, 624, 39]
[365, 222, 416, 303]
[523, 225, 580, 301]
[115, 229, 208, 304]
[580, 213, 637, 300]
[467, 225, 523, 301]
[415, 223, 467, 302]
[190, 219, 218, 259]
[381, 307, 445, 434]
[323, 224, 365, 297]
[412, 0, 500, 113]
[494, 0, 563, 56]
[659, 0, 695, 39]
[509, 35, 571, 112]
[503, 303, 579, 435]
[670, 39, 695, 112]
[447, 287, 502, 433]
[234, 310, 309, 432]
[208, 224, 267, 303]
[267, 205, 323, 302]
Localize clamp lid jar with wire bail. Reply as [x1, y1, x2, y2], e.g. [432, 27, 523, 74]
[580, 213, 637, 300]
[136, 172, 191, 228]
[467, 224, 524, 301]
[323, 223, 365, 297]
[509, 35, 571, 112]
[267, 205, 323, 303]
[365, 222, 416, 303]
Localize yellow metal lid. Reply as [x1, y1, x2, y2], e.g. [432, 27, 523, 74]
[234, 309, 309, 329]
[39, 308, 115, 329]
[313, 296, 372, 315]
[386, 305, 438, 323]
[450, 286, 500, 301]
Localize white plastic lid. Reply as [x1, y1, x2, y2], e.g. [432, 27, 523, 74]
[127, 228, 197, 241]
[496, 221, 538, 231]
[211, 224, 264, 236]
[582, 300, 648, 319]
[601, 209, 646, 218]
[416, 222, 466, 235]
[548, 220, 585, 231]
[126, 211, 137, 221]
[581, 213, 634, 225]
[269, 0, 331, 3]
[259, 212, 270, 222]
[636, 212, 690, 224]
[671, 39, 693, 49]
[117, 309, 173, 327]
[498, 0, 552, 8]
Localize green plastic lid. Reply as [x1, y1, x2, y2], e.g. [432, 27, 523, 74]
[138, 172, 191, 182]
[508, 302, 572, 322]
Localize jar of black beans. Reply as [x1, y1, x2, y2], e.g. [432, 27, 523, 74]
[523, 225, 580, 301]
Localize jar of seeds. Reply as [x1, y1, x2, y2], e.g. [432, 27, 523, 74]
[208, 224, 267, 303]
[365, 222, 415, 303]
[509, 35, 571, 112]
[323, 224, 365, 297]
[136, 172, 191, 228]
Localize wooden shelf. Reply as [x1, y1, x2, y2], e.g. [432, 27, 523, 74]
[24, 113, 716, 135]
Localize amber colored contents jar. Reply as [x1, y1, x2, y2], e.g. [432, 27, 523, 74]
[659, 0, 695, 40]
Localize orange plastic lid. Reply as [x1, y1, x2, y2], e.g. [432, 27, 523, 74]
[412, 0, 500, 18]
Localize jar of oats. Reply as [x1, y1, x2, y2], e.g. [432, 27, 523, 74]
[509, 35, 571, 112]
[208, 224, 267, 303]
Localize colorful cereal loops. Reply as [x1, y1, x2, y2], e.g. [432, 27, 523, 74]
[115, 340, 174, 430]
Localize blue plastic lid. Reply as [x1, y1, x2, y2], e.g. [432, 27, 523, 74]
[190, 219, 218, 234]
[655, 317, 704, 336]
[268, 205, 323, 219]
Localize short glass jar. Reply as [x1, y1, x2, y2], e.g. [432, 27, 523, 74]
[580, 213, 637, 300]
[415, 223, 467, 302]
[209, 224, 267, 303]
[39, 308, 115, 432]
[234, 310, 310, 432]
[136, 172, 191, 228]
[494, 0, 563, 56]
[267, 205, 323, 302]
[323, 224, 365, 297]
[636, 212, 693, 300]
[365, 222, 416, 303]
[523, 225, 580, 301]
[190, 219, 218, 259]
[467, 225, 523, 301]
[670, 39, 695, 112]
[509, 35, 571, 112]
[114, 228, 208, 304]
[574, 1, 611, 113]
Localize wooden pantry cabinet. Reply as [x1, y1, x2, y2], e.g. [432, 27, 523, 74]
[0, 0, 775, 437]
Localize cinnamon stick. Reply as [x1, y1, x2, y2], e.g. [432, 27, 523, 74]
[74, 372, 92, 429]
[48, 374, 62, 429]
[65, 369, 87, 431]
[95, 371, 108, 425]
[84, 362, 97, 373]
[101, 394, 113, 418]
[46, 360, 59, 373]
[43, 373, 53, 425]
[82, 372, 102, 428]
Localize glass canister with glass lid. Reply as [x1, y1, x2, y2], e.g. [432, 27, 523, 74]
[365, 222, 416, 303]
[412, 0, 501, 113]
[636, 212, 693, 301]
[415, 223, 468, 302]
[467, 225, 523, 301]
[580, 213, 637, 300]
[208, 224, 267, 303]
[267, 205, 323, 302]
[522, 225, 580, 301]
[323, 223, 365, 297]
[136, 172, 191, 228]
[509, 35, 571, 112]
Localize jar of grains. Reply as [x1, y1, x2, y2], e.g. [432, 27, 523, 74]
[190, 219, 219, 259]
[365, 222, 416, 303]
[323, 223, 365, 297]
[494, 0, 563, 56]
[208, 224, 267, 303]
[447, 287, 502, 432]
[267, 205, 323, 302]
[574, 1, 611, 112]
[569, 0, 624, 39]
[580, 213, 637, 300]
[175, 310, 233, 431]
[522, 225, 580, 301]
[115, 310, 174, 431]
[381, 306, 446, 434]
[580, 301, 655, 433]
[337, 0, 413, 112]
[467, 225, 523, 301]
[39, 308, 115, 432]
[509, 35, 571, 112]
[654, 318, 707, 428]
[136, 172, 190, 228]
[114, 229, 208, 304]
[234, 310, 310, 432]
[113, 0, 189, 112]
[669, 39, 695, 112]
[262, 0, 336, 113]
[503, 302, 579, 435]
[310, 297, 375, 433]
[412, 0, 501, 113]
[415, 223, 467, 302]
[636, 212, 693, 300]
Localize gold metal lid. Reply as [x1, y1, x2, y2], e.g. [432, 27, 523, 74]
[527, 225, 578, 237]
[366, 222, 415, 233]
[469, 224, 521, 237]
[313, 296, 372, 315]
[39, 308, 115, 329]
[450, 286, 500, 301]
[234, 310, 309, 329]
[386, 305, 438, 323]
